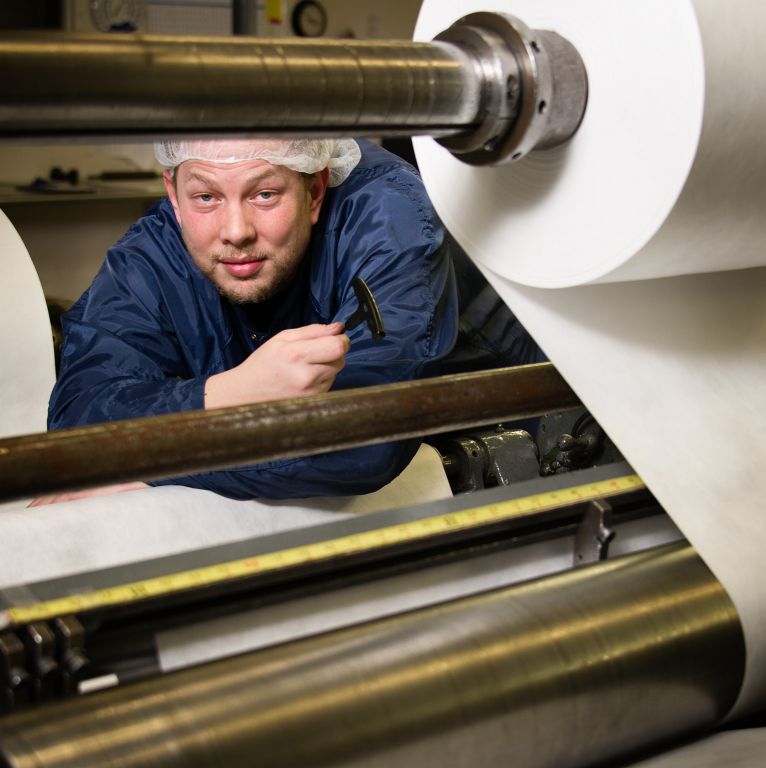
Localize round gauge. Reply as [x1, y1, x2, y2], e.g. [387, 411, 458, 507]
[90, 0, 142, 32]
[291, 0, 328, 37]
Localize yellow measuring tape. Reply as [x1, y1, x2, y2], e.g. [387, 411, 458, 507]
[1, 474, 643, 628]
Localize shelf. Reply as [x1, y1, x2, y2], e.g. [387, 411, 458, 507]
[0, 181, 165, 205]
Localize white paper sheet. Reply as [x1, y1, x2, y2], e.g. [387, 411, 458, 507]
[0, 443, 452, 588]
[0, 209, 55, 437]
[628, 728, 766, 768]
[415, 0, 766, 717]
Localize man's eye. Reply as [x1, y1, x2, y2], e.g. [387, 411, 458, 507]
[257, 191, 275, 201]
[196, 193, 215, 203]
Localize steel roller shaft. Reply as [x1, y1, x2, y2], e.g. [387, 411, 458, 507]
[0, 13, 587, 164]
[0, 32, 479, 139]
[0, 543, 745, 768]
[0, 363, 579, 503]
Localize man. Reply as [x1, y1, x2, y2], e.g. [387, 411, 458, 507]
[43, 138, 460, 501]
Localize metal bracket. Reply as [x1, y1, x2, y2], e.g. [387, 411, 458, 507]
[0, 631, 30, 714]
[53, 617, 89, 697]
[574, 499, 615, 567]
[1, 617, 90, 713]
[23, 623, 60, 703]
[436, 426, 540, 494]
[434, 11, 588, 165]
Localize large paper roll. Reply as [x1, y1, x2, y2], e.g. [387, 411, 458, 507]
[415, 0, 766, 716]
[0, 209, 55, 438]
[418, 0, 766, 288]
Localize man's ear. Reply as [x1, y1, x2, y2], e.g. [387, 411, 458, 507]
[162, 169, 182, 225]
[308, 168, 330, 225]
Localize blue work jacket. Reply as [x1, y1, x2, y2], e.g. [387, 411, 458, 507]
[48, 141, 459, 499]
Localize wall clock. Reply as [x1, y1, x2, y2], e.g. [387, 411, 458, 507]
[90, 0, 142, 32]
[291, 0, 328, 37]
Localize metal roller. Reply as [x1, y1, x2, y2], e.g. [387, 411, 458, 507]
[0, 12, 587, 164]
[0, 33, 478, 137]
[0, 543, 745, 768]
[0, 363, 578, 503]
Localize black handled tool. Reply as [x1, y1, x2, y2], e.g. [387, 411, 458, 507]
[345, 276, 386, 341]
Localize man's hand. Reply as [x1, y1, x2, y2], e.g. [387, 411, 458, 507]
[204, 322, 350, 409]
[28, 481, 149, 507]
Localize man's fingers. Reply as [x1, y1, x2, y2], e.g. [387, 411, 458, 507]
[276, 322, 345, 341]
[266, 324, 349, 363]
[300, 333, 350, 364]
[28, 482, 148, 507]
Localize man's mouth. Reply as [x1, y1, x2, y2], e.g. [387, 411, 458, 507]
[219, 257, 265, 279]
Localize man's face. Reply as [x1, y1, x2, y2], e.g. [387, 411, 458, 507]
[164, 158, 327, 304]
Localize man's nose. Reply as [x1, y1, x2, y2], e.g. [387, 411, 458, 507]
[220, 204, 256, 246]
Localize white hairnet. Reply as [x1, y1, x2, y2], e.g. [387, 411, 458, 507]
[154, 138, 361, 187]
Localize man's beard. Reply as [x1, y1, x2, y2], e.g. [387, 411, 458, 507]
[205, 250, 299, 306]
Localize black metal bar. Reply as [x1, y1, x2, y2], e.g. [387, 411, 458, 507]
[0, 363, 579, 502]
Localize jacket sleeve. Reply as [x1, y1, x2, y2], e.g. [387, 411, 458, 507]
[150, 441, 423, 499]
[48, 249, 207, 429]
